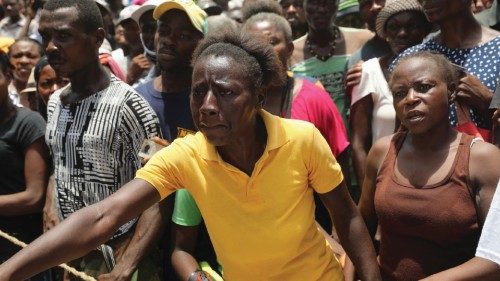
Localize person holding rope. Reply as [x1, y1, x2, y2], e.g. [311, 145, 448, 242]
[0, 29, 382, 281]
[25, 0, 164, 280]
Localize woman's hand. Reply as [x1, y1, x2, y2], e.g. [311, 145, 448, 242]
[454, 74, 493, 113]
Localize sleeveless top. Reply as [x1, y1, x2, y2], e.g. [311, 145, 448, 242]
[375, 132, 480, 281]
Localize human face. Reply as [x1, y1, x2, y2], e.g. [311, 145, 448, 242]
[155, 9, 203, 71]
[38, 7, 103, 77]
[122, 19, 142, 48]
[385, 11, 429, 54]
[390, 57, 450, 134]
[2, 0, 21, 18]
[191, 55, 262, 146]
[280, 0, 307, 30]
[9, 41, 41, 83]
[246, 20, 292, 68]
[418, 0, 469, 23]
[114, 24, 127, 47]
[304, 0, 338, 30]
[36, 64, 70, 104]
[358, 0, 385, 31]
[139, 10, 157, 51]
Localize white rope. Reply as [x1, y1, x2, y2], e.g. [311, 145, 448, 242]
[0, 230, 97, 281]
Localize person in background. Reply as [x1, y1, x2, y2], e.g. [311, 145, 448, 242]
[278, 0, 307, 39]
[95, 0, 117, 50]
[359, 51, 500, 280]
[0, 51, 50, 281]
[32, 57, 69, 120]
[0, 0, 37, 39]
[393, 0, 500, 142]
[7, 37, 42, 106]
[291, 0, 371, 202]
[113, 5, 151, 85]
[226, 0, 243, 23]
[345, 0, 391, 90]
[198, 0, 223, 16]
[336, 0, 364, 28]
[290, 0, 371, 125]
[350, 0, 431, 198]
[132, 0, 207, 278]
[37, 0, 164, 279]
[241, 0, 282, 22]
[131, 0, 163, 79]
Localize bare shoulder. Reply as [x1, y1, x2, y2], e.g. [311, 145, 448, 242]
[340, 27, 374, 54]
[482, 25, 500, 42]
[291, 35, 306, 66]
[366, 134, 393, 173]
[469, 139, 500, 183]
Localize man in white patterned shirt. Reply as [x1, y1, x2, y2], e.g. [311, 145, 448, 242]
[38, 0, 164, 279]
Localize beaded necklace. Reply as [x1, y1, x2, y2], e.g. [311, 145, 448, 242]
[305, 27, 341, 61]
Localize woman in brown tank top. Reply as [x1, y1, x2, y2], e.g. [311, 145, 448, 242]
[358, 52, 500, 281]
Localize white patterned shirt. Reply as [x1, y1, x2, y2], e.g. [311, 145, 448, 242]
[46, 76, 160, 239]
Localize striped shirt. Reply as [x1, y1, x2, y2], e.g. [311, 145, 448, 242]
[46, 76, 160, 239]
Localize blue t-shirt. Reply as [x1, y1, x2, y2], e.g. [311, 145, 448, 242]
[392, 36, 500, 129]
[135, 79, 196, 142]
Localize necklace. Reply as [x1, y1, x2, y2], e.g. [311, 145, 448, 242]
[305, 27, 340, 61]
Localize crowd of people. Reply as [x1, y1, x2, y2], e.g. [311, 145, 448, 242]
[0, 0, 500, 280]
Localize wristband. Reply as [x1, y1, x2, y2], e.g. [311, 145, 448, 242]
[187, 270, 212, 281]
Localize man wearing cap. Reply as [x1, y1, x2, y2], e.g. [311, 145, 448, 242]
[133, 3, 209, 278]
[130, 0, 164, 80]
[112, 5, 151, 85]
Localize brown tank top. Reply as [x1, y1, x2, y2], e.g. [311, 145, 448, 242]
[375, 132, 480, 281]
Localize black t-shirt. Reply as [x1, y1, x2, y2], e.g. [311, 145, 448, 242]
[0, 107, 46, 260]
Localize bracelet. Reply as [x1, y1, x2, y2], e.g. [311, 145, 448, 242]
[187, 270, 212, 281]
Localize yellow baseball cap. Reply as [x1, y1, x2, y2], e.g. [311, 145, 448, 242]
[153, 0, 208, 34]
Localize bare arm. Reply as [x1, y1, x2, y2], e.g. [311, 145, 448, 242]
[0, 138, 49, 215]
[421, 257, 500, 281]
[350, 95, 374, 190]
[0, 178, 161, 281]
[358, 136, 392, 239]
[171, 223, 202, 280]
[98, 199, 171, 281]
[319, 181, 382, 281]
[421, 141, 500, 280]
[43, 174, 60, 232]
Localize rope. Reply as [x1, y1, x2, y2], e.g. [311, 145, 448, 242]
[0, 230, 97, 281]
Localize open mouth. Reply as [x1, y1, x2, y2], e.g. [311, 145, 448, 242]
[406, 111, 425, 122]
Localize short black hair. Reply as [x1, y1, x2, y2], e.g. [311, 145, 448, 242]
[43, 0, 104, 34]
[243, 12, 293, 43]
[391, 51, 459, 89]
[8, 37, 44, 57]
[241, 0, 283, 22]
[0, 51, 13, 76]
[192, 31, 285, 91]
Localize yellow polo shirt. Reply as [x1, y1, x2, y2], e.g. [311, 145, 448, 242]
[136, 110, 344, 281]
